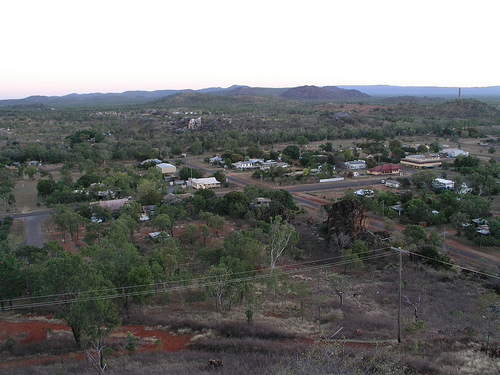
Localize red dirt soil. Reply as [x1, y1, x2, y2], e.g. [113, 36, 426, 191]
[0, 314, 194, 369]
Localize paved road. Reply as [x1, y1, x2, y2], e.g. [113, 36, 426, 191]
[182, 159, 384, 205]
[2, 210, 51, 248]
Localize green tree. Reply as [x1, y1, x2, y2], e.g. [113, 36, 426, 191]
[178, 166, 203, 180]
[222, 230, 266, 267]
[52, 208, 87, 241]
[0, 252, 24, 310]
[36, 252, 116, 348]
[412, 170, 437, 189]
[83, 240, 142, 319]
[205, 261, 251, 311]
[181, 223, 199, 245]
[200, 224, 211, 244]
[152, 213, 174, 237]
[296, 135, 309, 147]
[149, 239, 184, 279]
[24, 165, 37, 180]
[404, 224, 428, 245]
[246, 145, 264, 158]
[84, 222, 105, 244]
[127, 265, 153, 323]
[216, 190, 249, 218]
[230, 153, 244, 163]
[37, 179, 56, 198]
[214, 170, 226, 184]
[282, 145, 300, 160]
[208, 214, 226, 237]
[339, 240, 366, 272]
[403, 198, 429, 224]
[417, 245, 451, 269]
[70, 287, 120, 373]
[136, 179, 162, 206]
[458, 195, 491, 218]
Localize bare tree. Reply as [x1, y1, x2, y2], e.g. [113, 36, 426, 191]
[404, 294, 422, 321]
[329, 274, 349, 309]
[269, 215, 298, 272]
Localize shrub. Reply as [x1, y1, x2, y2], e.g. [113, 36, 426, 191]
[210, 321, 296, 340]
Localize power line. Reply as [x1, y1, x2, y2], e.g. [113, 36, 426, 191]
[4, 249, 395, 311]
[5, 245, 498, 311]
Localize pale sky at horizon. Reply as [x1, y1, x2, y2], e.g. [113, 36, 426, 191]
[1, 0, 498, 100]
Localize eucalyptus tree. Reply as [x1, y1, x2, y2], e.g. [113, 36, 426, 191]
[36, 251, 119, 348]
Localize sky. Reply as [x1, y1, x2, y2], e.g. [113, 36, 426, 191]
[1, 0, 498, 100]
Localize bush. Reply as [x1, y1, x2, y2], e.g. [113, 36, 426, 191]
[188, 337, 290, 354]
[210, 321, 296, 340]
[166, 319, 209, 332]
[404, 318, 425, 333]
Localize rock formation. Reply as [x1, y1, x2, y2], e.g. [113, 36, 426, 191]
[324, 198, 370, 251]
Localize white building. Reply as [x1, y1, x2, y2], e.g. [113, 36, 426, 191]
[209, 156, 224, 164]
[442, 149, 469, 157]
[260, 161, 290, 170]
[344, 160, 366, 170]
[432, 178, 455, 189]
[156, 163, 176, 174]
[190, 177, 221, 189]
[232, 160, 263, 170]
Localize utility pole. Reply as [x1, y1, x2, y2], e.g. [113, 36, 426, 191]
[391, 247, 408, 343]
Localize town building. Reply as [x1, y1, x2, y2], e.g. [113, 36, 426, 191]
[367, 163, 401, 175]
[432, 178, 455, 189]
[441, 149, 469, 158]
[260, 161, 290, 170]
[156, 163, 176, 174]
[344, 160, 366, 170]
[190, 177, 221, 189]
[232, 160, 262, 170]
[400, 155, 442, 169]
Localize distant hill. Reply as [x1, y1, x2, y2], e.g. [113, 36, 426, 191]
[281, 85, 369, 100]
[382, 98, 500, 119]
[0, 90, 186, 108]
[153, 91, 297, 111]
[322, 86, 371, 99]
[381, 96, 445, 105]
[1, 84, 499, 109]
[213, 85, 289, 97]
[337, 85, 500, 98]
[427, 99, 500, 118]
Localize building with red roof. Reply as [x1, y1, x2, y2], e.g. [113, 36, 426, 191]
[367, 163, 401, 175]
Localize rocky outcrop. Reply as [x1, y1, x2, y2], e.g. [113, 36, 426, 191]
[324, 198, 370, 250]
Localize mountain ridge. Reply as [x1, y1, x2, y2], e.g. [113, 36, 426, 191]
[1, 84, 499, 108]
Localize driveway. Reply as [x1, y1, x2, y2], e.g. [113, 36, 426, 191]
[4, 211, 51, 248]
